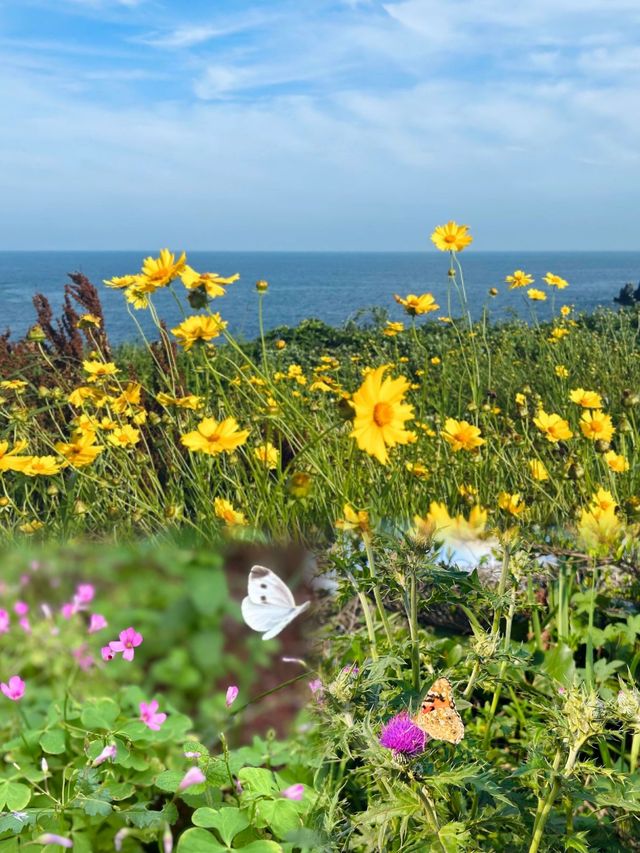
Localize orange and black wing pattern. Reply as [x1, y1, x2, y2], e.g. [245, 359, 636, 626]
[413, 677, 464, 744]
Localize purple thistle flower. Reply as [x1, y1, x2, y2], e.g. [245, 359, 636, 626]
[379, 712, 427, 757]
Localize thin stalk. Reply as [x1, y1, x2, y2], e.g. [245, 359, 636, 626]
[529, 743, 582, 853]
[585, 561, 598, 688]
[408, 564, 421, 693]
[362, 532, 393, 648]
[346, 570, 378, 661]
[630, 730, 640, 773]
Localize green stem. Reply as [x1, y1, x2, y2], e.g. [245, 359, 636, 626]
[408, 565, 421, 693]
[346, 570, 378, 661]
[630, 730, 640, 773]
[362, 532, 393, 648]
[585, 562, 598, 688]
[529, 743, 582, 853]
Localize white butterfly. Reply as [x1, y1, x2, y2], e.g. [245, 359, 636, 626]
[241, 566, 310, 641]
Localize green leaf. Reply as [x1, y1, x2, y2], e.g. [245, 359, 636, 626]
[40, 729, 66, 754]
[192, 808, 249, 845]
[238, 768, 279, 797]
[79, 795, 112, 817]
[80, 698, 120, 731]
[0, 781, 31, 811]
[542, 643, 576, 686]
[438, 822, 471, 853]
[255, 800, 300, 839]
[155, 771, 183, 792]
[176, 827, 228, 852]
[239, 843, 283, 853]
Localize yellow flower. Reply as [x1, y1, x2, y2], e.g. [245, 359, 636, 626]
[140, 249, 186, 289]
[578, 505, 622, 552]
[124, 282, 151, 310]
[22, 456, 64, 476]
[498, 491, 527, 516]
[394, 293, 440, 316]
[103, 274, 140, 290]
[569, 388, 603, 409]
[505, 270, 533, 289]
[430, 221, 473, 252]
[181, 266, 239, 298]
[590, 487, 617, 512]
[19, 520, 45, 535]
[76, 313, 102, 329]
[549, 327, 569, 342]
[156, 392, 203, 410]
[383, 321, 404, 337]
[555, 365, 569, 378]
[580, 410, 615, 442]
[430, 356, 441, 366]
[527, 288, 547, 301]
[350, 366, 414, 465]
[335, 504, 370, 534]
[107, 425, 141, 448]
[533, 410, 573, 442]
[560, 305, 572, 317]
[414, 502, 487, 542]
[214, 497, 247, 527]
[111, 382, 142, 414]
[55, 432, 104, 468]
[406, 461, 429, 479]
[83, 361, 119, 381]
[1, 379, 28, 391]
[68, 386, 111, 407]
[181, 417, 249, 456]
[441, 418, 485, 452]
[254, 442, 279, 470]
[0, 440, 29, 472]
[275, 339, 286, 350]
[171, 314, 228, 350]
[604, 450, 629, 473]
[528, 459, 549, 481]
[543, 272, 569, 289]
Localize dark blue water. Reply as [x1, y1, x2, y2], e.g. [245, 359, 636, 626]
[0, 251, 638, 344]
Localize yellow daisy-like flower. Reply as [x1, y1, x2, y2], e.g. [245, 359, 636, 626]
[76, 314, 102, 329]
[528, 459, 549, 481]
[580, 410, 615, 442]
[22, 456, 64, 476]
[560, 305, 572, 317]
[505, 270, 534, 289]
[527, 288, 547, 301]
[0, 440, 29, 472]
[335, 504, 371, 534]
[498, 491, 527, 516]
[383, 321, 404, 337]
[549, 327, 569, 342]
[414, 502, 487, 542]
[394, 293, 440, 316]
[533, 410, 573, 443]
[181, 266, 239, 298]
[543, 272, 569, 289]
[156, 392, 203, 410]
[171, 314, 228, 351]
[214, 497, 247, 527]
[350, 366, 414, 465]
[441, 418, 485, 452]
[55, 432, 104, 468]
[107, 425, 141, 448]
[82, 361, 119, 381]
[430, 221, 473, 252]
[555, 365, 569, 378]
[569, 388, 603, 409]
[604, 450, 629, 473]
[140, 249, 186, 289]
[181, 417, 249, 456]
[254, 442, 279, 470]
[103, 274, 140, 290]
[591, 487, 617, 512]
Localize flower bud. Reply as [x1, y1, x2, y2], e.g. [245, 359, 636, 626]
[27, 325, 46, 342]
[255, 279, 269, 293]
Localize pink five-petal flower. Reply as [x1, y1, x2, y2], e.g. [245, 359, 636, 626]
[0, 609, 9, 633]
[225, 685, 239, 708]
[101, 646, 115, 662]
[75, 584, 95, 605]
[36, 834, 73, 848]
[139, 699, 167, 731]
[61, 602, 76, 620]
[109, 627, 143, 661]
[178, 766, 206, 791]
[14, 601, 28, 617]
[1, 676, 25, 701]
[281, 783, 305, 801]
[88, 613, 108, 634]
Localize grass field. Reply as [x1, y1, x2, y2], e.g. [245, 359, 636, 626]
[1, 230, 640, 850]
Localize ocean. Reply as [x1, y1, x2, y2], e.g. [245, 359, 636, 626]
[0, 251, 638, 345]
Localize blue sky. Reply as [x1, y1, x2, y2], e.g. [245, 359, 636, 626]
[1, 0, 639, 250]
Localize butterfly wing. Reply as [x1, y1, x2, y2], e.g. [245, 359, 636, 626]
[414, 677, 464, 744]
[241, 566, 310, 640]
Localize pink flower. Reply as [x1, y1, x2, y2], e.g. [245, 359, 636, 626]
[19, 617, 31, 634]
[92, 744, 117, 766]
[1, 675, 25, 701]
[72, 645, 94, 672]
[101, 646, 115, 661]
[178, 766, 206, 791]
[61, 602, 76, 619]
[88, 614, 108, 634]
[75, 584, 95, 605]
[184, 751, 201, 759]
[163, 824, 173, 853]
[281, 783, 304, 801]
[0, 609, 9, 633]
[109, 627, 143, 662]
[140, 699, 167, 731]
[36, 834, 73, 848]
[225, 685, 239, 708]
[308, 679, 323, 697]
[114, 829, 129, 852]
[14, 601, 28, 617]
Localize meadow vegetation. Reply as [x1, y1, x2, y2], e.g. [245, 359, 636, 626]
[1, 222, 640, 850]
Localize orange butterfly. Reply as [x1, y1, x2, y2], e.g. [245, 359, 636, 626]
[413, 677, 464, 744]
